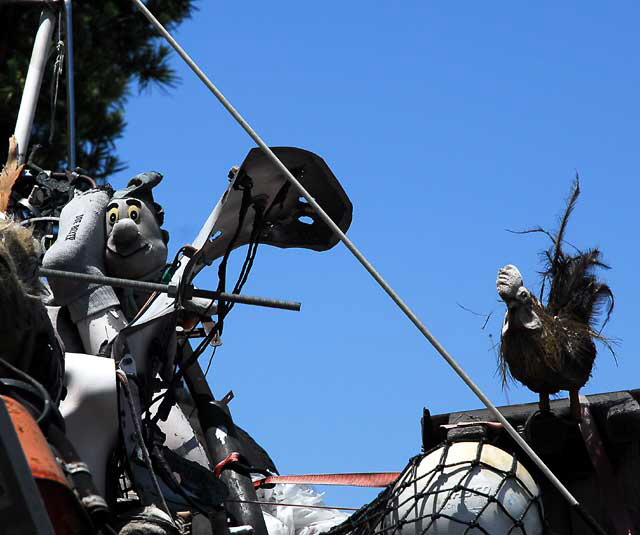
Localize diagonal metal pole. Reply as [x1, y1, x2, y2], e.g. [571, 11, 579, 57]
[131, 2, 607, 532]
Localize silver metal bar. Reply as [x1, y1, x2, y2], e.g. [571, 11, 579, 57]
[131, 0, 599, 519]
[39, 267, 301, 311]
[63, 0, 76, 169]
[13, 8, 56, 164]
[19, 216, 60, 226]
[191, 288, 300, 311]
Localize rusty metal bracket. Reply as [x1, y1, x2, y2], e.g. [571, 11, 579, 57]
[579, 394, 633, 535]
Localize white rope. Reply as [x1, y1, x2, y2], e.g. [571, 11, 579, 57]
[131, 0, 584, 512]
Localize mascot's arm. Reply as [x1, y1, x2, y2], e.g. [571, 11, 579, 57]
[43, 189, 125, 354]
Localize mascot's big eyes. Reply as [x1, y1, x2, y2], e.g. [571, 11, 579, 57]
[128, 205, 141, 222]
[107, 206, 119, 225]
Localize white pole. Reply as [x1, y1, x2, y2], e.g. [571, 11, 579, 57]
[14, 8, 55, 165]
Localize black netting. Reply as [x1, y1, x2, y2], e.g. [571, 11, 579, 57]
[328, 441, 546, 535]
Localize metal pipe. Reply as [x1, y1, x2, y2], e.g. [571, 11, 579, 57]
[19, 216, 60, 226]
[14, 8, 56, 164]
[181, 350, 268, 535]
[63, 0, 76, 169]
[39, 267, 301, 311]
[130, 3, 608, 532]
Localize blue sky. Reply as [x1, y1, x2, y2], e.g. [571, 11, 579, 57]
[110, 2, 640, 508]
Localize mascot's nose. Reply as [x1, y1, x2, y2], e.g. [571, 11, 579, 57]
[112, 219, 140, 246]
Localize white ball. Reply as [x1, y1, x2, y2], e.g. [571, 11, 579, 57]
[383, 442, 543, 535]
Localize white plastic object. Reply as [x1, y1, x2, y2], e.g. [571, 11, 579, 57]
[153, 387, 211, 468]
[59, 352, 119, 496]
[76, 306, 127, 355]
[262, 511, 289, 535]
[258, 483, 350, 535]
[384, 442, 543, 535]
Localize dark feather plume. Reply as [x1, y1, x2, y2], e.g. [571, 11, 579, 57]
[551, 175, 581, 267]
[541, 177, 614, 331]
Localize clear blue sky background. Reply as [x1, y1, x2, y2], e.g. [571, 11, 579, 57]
[109, 2, 639, 508]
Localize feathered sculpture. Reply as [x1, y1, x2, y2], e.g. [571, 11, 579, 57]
[0, 221, 44, 358]
[0, 221, 63, 399]
[496, 178, 614, 418]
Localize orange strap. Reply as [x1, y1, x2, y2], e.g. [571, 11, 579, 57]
[2, 396, 68, 486]
[254, 472, 400, 489]
[213, 452, 243, 479]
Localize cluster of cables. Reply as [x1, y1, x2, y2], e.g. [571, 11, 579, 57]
[146, 179, 264, 424]
[123, 179, 269, 524]
[0, 355, 53, 426]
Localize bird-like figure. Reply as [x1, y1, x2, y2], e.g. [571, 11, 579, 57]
[496, 179, 614, 419]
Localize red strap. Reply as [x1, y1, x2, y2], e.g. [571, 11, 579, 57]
[213, 452, 242, 479]
[254, 472, 400, 489]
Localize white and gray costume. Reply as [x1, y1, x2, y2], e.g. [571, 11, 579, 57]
[43, 172, 168, 355]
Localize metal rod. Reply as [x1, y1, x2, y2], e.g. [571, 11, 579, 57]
[13, 8, 56, 164]
[180, 345, 269, 535]
[191, 287, 299, 310]
[19, 216, 60, 226]
[39, 267, 301, 311]
[63, 0, 76, 169]
[131, 0, 605, 525]
[225, 499, 359, 512]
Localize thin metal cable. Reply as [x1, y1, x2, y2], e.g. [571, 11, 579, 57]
[48, 12, 64, 145]
[130, 1, 606, 530]
[0, 356, 51, 425]
[226, 499, 358, 512]
[203, 345, 218, 377]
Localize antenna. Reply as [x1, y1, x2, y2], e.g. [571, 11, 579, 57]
[63, 0, 76, 169]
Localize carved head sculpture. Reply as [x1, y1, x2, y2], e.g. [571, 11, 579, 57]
[105, 172, 169, 281]
[497, 264, 542, 332]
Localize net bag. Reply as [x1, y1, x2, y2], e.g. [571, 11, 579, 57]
[329, 441, 544, 535]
